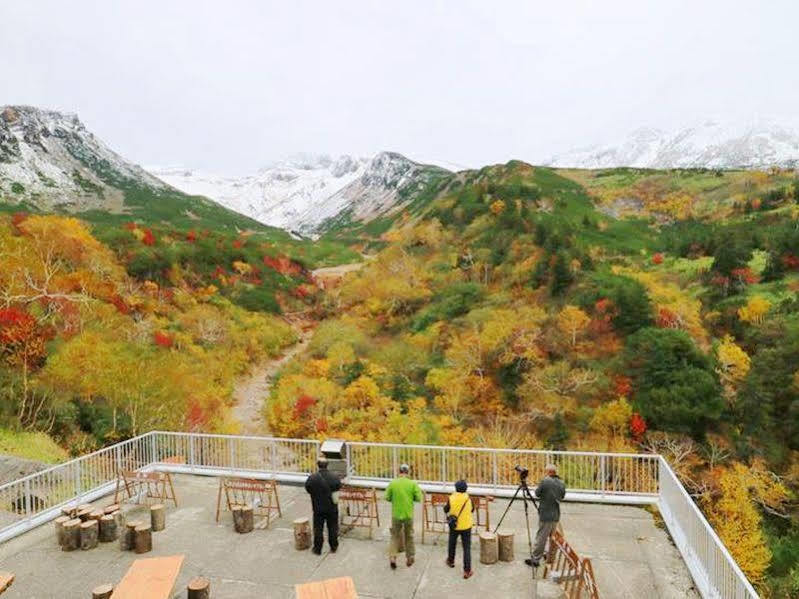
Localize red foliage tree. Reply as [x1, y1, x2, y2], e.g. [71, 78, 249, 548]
[110, 295, 130, 315]
[142, 228, 156, 246]
[629, 412, 647, 441]
[651, 252, 664, 265]
[613, 374, 633, 397]
[232, 239, 244, 249]
[730, 267, 758, 286]
[293, 394, 316, 420]
[11, 212, 28, 233]
[656, 308, 680, 329]
[781, 254, 799, 270]
[153, 331, 173, 348]
[186, 401, 206, 429]
[124, 222, 137, 231]
[186, 230, 197, 242]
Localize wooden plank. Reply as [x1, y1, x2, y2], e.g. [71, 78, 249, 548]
[0, 572, 15, 594]
[110, 555, 184, 599]
[295, 576, 357, 599]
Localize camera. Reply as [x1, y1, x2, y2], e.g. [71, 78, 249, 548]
[514, 465, 529, 479]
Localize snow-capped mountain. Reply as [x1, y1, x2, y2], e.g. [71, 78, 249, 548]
[152, 152, 451, 233]
[151, 154, 370, 231]
[0, 105, 166, 211]
[547, 119, 799, 169]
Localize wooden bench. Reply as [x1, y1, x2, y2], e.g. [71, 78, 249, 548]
[295, 576, 357, 599]
[421, 492, 493, 543]
[114, 470, 178, 507]
[338, 486, 379, 537]
[0, 572, 14, 595]
[215, 477, 281, 529]
[110, 555, 184, 599]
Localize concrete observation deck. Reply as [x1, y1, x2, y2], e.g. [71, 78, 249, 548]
[0, 474, 698, 599]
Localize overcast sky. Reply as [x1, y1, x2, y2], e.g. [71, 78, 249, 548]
[2, 1, 797, 173]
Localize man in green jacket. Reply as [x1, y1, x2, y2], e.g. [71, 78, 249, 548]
[384, 463, 423, 569]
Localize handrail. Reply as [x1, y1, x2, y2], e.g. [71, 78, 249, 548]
[0, 430, 760, 598]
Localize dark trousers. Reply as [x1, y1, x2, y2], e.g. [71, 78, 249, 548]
[312, 508, 338, 552]
[447, 528, 472, 571]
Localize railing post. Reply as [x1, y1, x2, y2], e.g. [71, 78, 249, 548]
[149, 432, 157, 466]
[24, 479, 32, 522]
[392, 446, 398, 475]
[230, 438, 236, 471]
[270, 440, 277, 475]
[441, 449, 447, 483]
[345, 443, 352, 478]
[599, 455, 606, 496]
[74, 460, 82, 501]
[189, 434, 196, 473]
[492, 452, 498, 491]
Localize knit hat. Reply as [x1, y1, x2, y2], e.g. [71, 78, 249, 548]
[455, 479, 467, 493]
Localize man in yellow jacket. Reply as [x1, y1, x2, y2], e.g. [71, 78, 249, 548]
[444, 479, 474, 579]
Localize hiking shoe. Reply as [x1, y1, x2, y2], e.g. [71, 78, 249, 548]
[524, 558, 540, 567]
[406, 556, 415, 567]
[312, 548, 322, 556]
[445, 558, 455, 568]
[390, 558, 397, 570]
[463, 570, 474, 579]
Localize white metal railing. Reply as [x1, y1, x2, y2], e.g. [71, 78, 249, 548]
[658, 457, 758, 599]
[0, 433, 152, 543]
[0, 431, 759, 598]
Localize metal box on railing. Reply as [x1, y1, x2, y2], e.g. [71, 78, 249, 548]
[320, 439, 348, 480]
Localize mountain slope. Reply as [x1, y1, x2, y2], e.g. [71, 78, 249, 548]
[151, 152, 453, 235]
[548, 119, 799, 169]
[0, 105, 269, 232]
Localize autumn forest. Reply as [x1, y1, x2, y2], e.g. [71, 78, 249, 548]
[1, 163, 799, 595]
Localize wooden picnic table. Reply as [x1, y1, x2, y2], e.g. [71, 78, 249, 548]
[295, 576, 357, 599]
[110, 555, 184, 599]
[0, 572, 14, 595]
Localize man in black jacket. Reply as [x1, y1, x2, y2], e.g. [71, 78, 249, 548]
[304, 457, 342, 554]
[526, 463, 566, 567]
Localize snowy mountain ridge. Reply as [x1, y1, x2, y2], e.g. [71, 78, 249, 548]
[547, 118, 799, 169]
[150, 154, 371, 232]
[0, 105, 167, 211]
[151, 151, 451, 233]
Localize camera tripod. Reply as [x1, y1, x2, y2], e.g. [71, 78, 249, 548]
[493, 475, 540, 594]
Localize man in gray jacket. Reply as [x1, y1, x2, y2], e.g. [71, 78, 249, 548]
[526, 463, 566, 567]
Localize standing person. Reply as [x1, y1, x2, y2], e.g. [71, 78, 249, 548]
[444, 479, 474, 579]
[384, 463, 423, 569]
[304, 457, 342, 555]
[526, 463, 566, 567]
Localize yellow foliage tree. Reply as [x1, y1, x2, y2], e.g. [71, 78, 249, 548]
[706, 460, 786, 583]
[557, 305, 590, 347]
[737, 296, 771, 324]
[590, 397, 632, 438]
[489, 200, 506, 215]
[716, 335, 751, 386]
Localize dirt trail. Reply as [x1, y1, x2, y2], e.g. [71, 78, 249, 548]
[230, 324, 314, 435]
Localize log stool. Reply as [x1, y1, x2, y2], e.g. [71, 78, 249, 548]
[88, 510, 104, 522]
[150, 504, 166, 532]
[99, 514, 118, 542]
[91, 583, 113, 599]
[293, 517, 311, 550]
[121, 521, 138, 551]
[479, 531, 498, 565]
[103, 504, 119, 515]
[187, 576, 211, 599]
[76, 506, 94, 521]
[498, 531, 514, 562]
[134, 523, 152, 553]
[80, 520, 99, 550]
[61, 505, 77, 519]
[54, 515, 71, 546]
[232, 505, 254, 534]
[62, 518, 81, 551]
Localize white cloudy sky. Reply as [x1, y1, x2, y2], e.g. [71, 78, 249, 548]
[2, 0, 797, 172]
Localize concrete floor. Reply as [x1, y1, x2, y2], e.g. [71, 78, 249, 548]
[0, 474, 698, 598]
